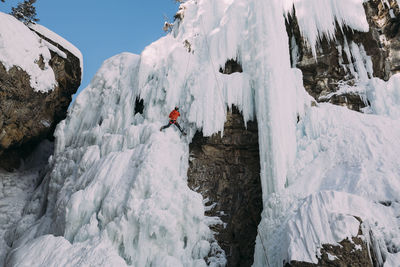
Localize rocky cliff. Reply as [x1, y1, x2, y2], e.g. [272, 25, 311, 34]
[188, 106, 262, 267]
[0, 16, 81, 170]
[288, 0, 400, 112]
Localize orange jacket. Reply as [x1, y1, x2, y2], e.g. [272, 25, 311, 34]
[169, 110, 180, 121]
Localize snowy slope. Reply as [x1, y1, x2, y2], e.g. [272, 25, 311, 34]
[5, 0, 400, 266]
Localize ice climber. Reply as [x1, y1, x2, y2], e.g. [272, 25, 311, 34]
[160, 106, 186, 135]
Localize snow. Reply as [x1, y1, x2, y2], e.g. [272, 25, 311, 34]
[0, 141, 53, 266]
[284, 191, 397, 264]
[289, 103, 400, 200]
[385, 253, 400, 267]
[0, 12, 56, 93]
[0, 170, 38, 265]
[0, 12, 82, 92]
[29, 23, 83, 72]
[254, 102, 400, 265]
[365, 75, 400, 119]
[6, 53, 225, 267]
[8, 235, 128, 267]
[42, 39, 67, 59]
[4, 0, 400, 266]
[326, 252, 337, 261]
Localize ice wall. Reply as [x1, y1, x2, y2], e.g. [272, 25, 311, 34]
[7, 53, 225, 267]
[6, 0, 400, 266]
[253, 0, 400, 266]
[138, 0, 308, 198]
[284, 0, 369, 57]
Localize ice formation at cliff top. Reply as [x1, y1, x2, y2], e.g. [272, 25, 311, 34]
[4, 0, 400, 266]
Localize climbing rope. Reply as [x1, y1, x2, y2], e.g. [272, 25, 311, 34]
[257, 228, 271, 267]
[199, 15, 225, 107]
[178, 45, 192, 135]
[199, 14, 271, 266]
[182, 42, 192, 91]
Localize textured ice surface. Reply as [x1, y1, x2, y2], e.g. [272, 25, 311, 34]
[6, 53, 225, 267]
[5, 0, 400, 266]
[0, 170, 38, 265]
[0, 141, 53, 266]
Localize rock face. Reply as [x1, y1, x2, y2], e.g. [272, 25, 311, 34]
[287, 0, 400, 112]
[188, 106, 262, 267]
[0, 28, 81, 170]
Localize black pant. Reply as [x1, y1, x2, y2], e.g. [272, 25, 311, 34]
[160, 120, 184, 133]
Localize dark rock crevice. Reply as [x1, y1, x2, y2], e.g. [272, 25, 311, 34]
[188, 106, 262, 267]
[134, 97, 144, 115]
[219, 59, 243, 75]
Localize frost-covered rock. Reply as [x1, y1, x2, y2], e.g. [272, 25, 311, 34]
[0, 12, 82, 170]
[288, 0, 400, 112]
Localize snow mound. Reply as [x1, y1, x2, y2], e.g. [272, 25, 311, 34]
[0, 12, 56, 92]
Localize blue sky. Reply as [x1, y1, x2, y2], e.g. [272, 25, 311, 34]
[0, 0, 179, 98]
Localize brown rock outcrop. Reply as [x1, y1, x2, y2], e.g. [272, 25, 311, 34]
[0, 29, 81, 170]
[188, 106, 262, 267]
[287, 0, 400, 112]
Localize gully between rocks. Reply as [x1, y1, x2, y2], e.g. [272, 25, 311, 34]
[188, 106, 263, 267]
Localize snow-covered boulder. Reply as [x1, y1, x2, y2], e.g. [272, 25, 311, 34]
[0, 12, 82, 170]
